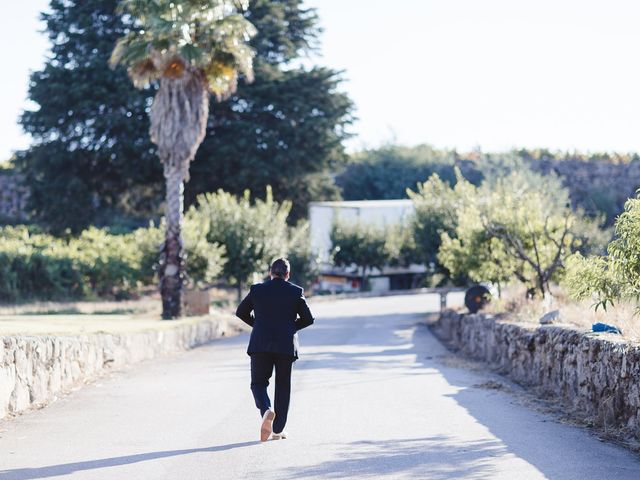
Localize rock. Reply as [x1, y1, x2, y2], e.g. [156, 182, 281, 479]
[539, 309, 560, 325]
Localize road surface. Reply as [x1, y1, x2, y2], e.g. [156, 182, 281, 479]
[1, 294, 639, 479]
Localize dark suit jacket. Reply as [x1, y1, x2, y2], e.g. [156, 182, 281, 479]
[235, 278, 315, 360]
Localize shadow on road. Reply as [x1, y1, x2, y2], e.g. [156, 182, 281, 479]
[0, 441, 258, 480]
[282, 436, 503, 479]
[287, 307, 640, 479]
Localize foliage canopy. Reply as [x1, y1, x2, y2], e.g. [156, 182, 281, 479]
[409, 168, 598, 297]
[111, 0, 256, 97]
[189, 188, 315, 297]
[18, 0, 353, 232]
[566, 194, 640, 311]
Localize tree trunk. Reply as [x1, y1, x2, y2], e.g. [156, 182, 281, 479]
[237, 279, 243, 303]
[360, 265, 368, 292]
[150, 71, 210, 319]
[537, 274, 546, 299]
[160, 166, 185, 319]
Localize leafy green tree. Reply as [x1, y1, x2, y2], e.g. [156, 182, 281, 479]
[286, 221, 320, 290]
[338, 144, 637, 226]
[110, 0, 256, 319]
[384, 222, 418, 270]
[408, 171, 464, 266]
[337, 144, 476, 201]
[18, 0, 161, 233]
[18, 0, 352, 232]
[566, 194, 640, 310]
[190, 188, 290, 299]
[437, 170, 581, 297]
[187, 65, 352, 221]
[330, 221, 392, 291]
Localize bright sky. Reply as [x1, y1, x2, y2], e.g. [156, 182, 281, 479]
[0, 0, 49, 161]
[2, 0, 640, 161]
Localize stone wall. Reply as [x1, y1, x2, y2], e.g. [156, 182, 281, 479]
[432, 311, 640, 438]
[0, 315, 240, 419]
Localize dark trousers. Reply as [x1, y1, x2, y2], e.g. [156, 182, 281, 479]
[250, 352, 294, 434]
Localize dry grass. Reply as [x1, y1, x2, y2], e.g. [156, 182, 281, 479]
[0, 287, 238, 316]
[486, 285, 640, 343]
[0, 297, 161, 317]
[0, 288, 240, 336]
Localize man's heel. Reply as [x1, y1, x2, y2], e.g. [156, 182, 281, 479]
[260, 409, 276, 442]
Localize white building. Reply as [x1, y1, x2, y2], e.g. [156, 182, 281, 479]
[309, 199, 415, 262]
[308, 199, 426, 293]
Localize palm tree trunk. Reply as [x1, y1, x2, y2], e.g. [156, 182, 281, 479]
[150, 72, 210, 319]
[160, 165, 185, 319]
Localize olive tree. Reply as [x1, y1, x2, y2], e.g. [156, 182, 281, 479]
[436, 170, 581, 298]
[407, 170, 476, 279]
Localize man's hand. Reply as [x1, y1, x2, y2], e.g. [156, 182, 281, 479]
[236, 289, 255, 327]
[294, 293, 314, 331]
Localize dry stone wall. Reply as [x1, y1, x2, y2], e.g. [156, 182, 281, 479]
[433, 311, 640, 438]
[0, 315, 238, 419]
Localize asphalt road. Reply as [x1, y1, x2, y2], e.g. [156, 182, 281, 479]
[1, 294, 639, 479]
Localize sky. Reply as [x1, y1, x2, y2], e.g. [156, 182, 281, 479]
[2, 0, 640, 161]
[0, 0, 49, 161]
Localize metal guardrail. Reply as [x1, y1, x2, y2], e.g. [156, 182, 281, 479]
[420, 287, 467, 311]
[310, 287, 467, 309]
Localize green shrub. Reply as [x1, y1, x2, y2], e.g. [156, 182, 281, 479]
[0, 227, 86, 301]
[189, 188, 290, 298]
[566, 194, 640, 310]
[0, 187, 316, 302]
[69, 227, 145, 297]
[330, 220, 392, 291]
[286, 221, 320, 290]
[0, 223, 225, 302]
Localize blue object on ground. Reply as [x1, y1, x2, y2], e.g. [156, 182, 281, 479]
[592, 322, 622, 335]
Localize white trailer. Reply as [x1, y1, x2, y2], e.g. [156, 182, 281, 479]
[308, 199, 424, 293]
[309, 199, 415, 262]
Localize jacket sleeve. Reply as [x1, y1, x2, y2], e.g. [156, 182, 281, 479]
[235, 288, 255, 327]
[295, 290, 315, 331]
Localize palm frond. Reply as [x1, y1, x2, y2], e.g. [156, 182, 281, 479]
[112, 0, 256, 94]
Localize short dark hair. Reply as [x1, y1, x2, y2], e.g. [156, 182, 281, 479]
[270, 258, 290, 278]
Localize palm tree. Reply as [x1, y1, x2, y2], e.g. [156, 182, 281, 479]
[110, 0, 256, 318]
